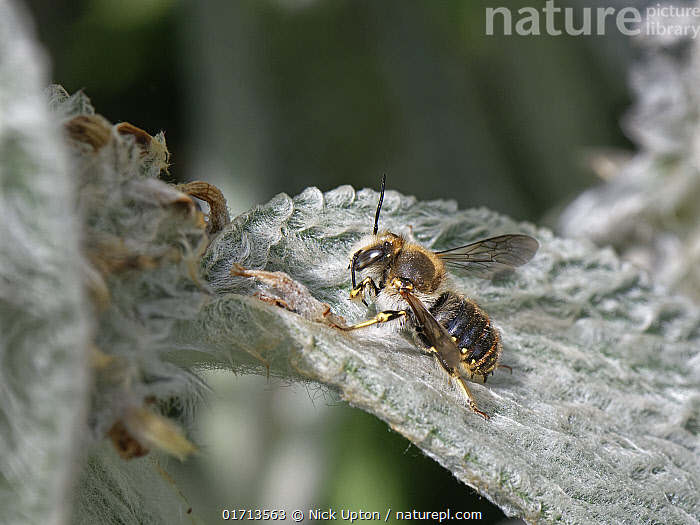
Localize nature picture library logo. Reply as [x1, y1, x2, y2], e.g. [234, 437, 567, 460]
[486, 1, 700, 38]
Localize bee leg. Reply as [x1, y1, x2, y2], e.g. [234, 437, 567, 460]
[452, 375, 489, 420]
[497, 364, 513, 374]
[339, 310, 407, 330]
[349, 277, 380, 306]
[429, 348, 489, 420]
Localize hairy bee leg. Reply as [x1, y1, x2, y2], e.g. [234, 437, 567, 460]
[339, 310, 407, 331]
[453, 375, 489, 420]
[428, 347, 489, 419]
[349, 276, 380, 306]
[497, 364, 513, 374]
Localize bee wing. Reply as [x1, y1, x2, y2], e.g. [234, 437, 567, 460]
[400, 288, 461, 371]
[436, 234, 538, 279]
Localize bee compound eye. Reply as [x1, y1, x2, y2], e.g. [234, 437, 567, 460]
[353, 247, 386, 271]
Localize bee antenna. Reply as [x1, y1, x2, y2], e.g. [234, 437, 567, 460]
[373, 174, 386, 235]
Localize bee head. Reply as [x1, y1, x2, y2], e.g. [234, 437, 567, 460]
[350, 174, 403, 288]
[350, 233, 403, 288]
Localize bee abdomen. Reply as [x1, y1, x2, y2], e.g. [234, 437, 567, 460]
[430, 292, 501, 377]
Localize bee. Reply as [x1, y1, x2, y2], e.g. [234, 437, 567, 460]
[343, 176, 538, 419]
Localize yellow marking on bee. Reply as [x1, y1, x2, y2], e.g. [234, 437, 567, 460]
[390, 277, 412, 290]
[377, 311, 396, 322]
[345, 318, 380, 329]
[341, 309, 407, 331]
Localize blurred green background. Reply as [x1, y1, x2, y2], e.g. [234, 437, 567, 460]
[23, 0, 637, 522]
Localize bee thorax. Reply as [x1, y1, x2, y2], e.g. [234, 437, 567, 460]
[394, 246, 445, 294]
